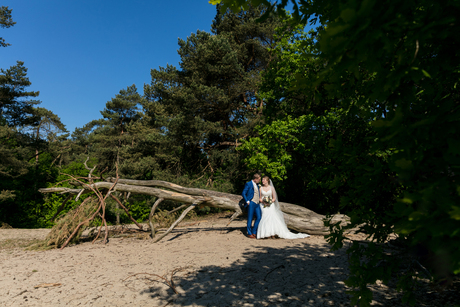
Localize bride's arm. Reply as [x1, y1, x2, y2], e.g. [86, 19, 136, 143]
[271, 187, 276, 202]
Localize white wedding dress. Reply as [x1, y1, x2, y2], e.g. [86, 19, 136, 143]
[257, 184, 310, 240]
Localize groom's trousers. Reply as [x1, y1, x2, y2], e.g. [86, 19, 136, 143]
[247, 201, 261, 236]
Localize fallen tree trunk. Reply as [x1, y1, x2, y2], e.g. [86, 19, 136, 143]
[39, 178, 350, 236]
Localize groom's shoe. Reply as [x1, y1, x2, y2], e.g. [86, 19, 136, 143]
[247, 234, 256, 239]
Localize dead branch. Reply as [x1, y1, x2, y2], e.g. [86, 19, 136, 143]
[72, 196, 95, 219]
[40, 179, 351, 236]
[92, 213, 105, 244]
[60, 198, 103, 249]
[109, 194, 143, 230]
[123, 272, 178, 293]
[149, 198, 164, 238]
[39, 177, 352, 246]
[103, 214, 109, 243]
[122, 267, 190, 294]
[59, 168, 119, 249]
[75, 189, 84, 201]
[105, 178, 209, 196]
[51, 195, 72, 221]
[83, 157, 97, 181]
[152, 203, 200, 243]
[227, 210, 243, 226]
[167, 204, 187, 215]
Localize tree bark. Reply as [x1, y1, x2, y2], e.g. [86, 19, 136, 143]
[149, 197, 164, 238]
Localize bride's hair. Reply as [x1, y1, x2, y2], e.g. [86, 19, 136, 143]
[262, 176, 271, 185]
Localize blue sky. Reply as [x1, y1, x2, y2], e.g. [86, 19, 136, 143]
[1, 1, 218, 134]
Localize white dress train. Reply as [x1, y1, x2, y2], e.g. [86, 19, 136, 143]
[257, 186, 310, 240]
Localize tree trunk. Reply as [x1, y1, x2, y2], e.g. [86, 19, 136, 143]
[39, 178, 350, 235]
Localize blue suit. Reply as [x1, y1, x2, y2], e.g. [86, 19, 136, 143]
[242, 181, 262, 236]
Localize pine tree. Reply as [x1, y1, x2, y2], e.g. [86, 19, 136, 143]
[77, 85, 142, 175]
[0, 8, 68, 227]
[0, 61, 40, 127]
[143, 6, 283, 188]
[0, 6, 15, 47]
[0, 62, 41, 205]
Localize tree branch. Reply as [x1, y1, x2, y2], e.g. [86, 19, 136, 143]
[152, 202, 200, 243]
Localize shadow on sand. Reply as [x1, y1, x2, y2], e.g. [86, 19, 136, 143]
[135, 227, 363, 306]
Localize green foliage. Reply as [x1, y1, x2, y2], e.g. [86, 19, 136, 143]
[0, 6, 15, 47]
[240, 116, 306, 181]
[41, 8, 287, 227]
[29, 197, 98, 250]
[141, 5, 285, 190]
[73, 85, 143, 176]
[0, 61, 40, 127]
[0, 59, 68, 228]
[124, 197, 151, 223]
[1, 152, 57, 227]
[214, 0, 460, 305]
[239, 24, 398, 215]
[37, 160, 93, 224]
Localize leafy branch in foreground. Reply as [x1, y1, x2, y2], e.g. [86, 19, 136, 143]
[214, 0, 460, 305]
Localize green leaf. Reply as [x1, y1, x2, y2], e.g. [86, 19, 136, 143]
[449, 206, 460, 220]
[400, 197, 413, 204]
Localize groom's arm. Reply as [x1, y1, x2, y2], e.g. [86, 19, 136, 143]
[242, 182, 251, 204]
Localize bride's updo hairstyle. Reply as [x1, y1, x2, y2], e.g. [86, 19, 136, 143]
[262, 176, 271, 185]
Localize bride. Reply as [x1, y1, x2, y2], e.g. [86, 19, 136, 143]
[257, 176, 310, 240]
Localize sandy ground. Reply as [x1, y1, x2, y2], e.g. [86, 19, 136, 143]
[0, 214, 407, 307]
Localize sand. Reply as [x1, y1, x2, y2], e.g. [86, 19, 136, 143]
[0, 214, 404, 307]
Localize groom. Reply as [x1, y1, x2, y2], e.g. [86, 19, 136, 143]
[242, 173, 261, 239]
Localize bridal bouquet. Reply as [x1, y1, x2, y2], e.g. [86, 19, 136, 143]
[262, 196, 273, 208]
